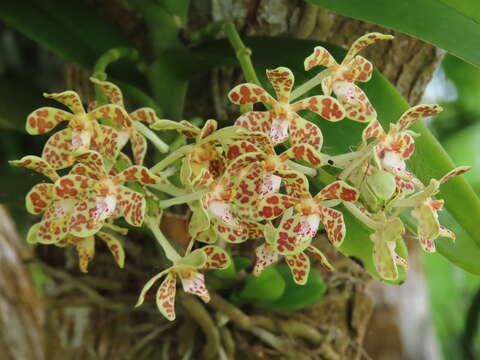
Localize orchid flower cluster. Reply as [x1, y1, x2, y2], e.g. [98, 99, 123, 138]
[11, 32, 469, 321]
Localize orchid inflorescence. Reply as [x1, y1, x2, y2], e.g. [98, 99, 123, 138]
[11, 32, 470, 321]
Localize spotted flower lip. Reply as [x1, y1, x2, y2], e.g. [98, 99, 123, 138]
[304, 32, 394, 122]
[26, 90, 131, 169]
[135, 245, 230, 321]
[228, 66, 345, 150]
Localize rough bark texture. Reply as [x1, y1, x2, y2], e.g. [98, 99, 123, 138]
[0, 1, 443, 359]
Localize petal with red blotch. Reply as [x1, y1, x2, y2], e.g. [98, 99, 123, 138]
[334, 82, 376, 123]
[68, 195, 107, 237]
[226, 151, 264, 178]
[194, 227, 218, 244]
[242, 219, 264, 239]
[44, 90, 85, 114]
[350, 55, 373, 82]
[74, 236, 95, 273]
[318, 207, 346, 246]
[26, 183, 55, 215]
[253, 243, 278, 276]
[275, 212, 318, 255]
[156, 272, 178, 321]
[321, 76, 335, 97]
[343, 32, 394, 64]
[397, 104, 442, 131]
[362, 120, 385, 142]
[291, 96, 345, 122]
[26, 107, 71, 135]
[289, 114, 323, 150]
[315, 180, 359, 202]
[233, 163, 265, 208]
[75, 150, 108, 179]
[411, 203, 439, 253]
[199, 119, 218, 139]
[226, 140, 262, 160]
[114, 165, 165, 185]
[258, 193, 298, 220]
[130, 107, 157, 125]
[394, 173, 416, 197]
[71, 129, 92, 153]
[89, 104, 132, 128]
[234, 111, 273, 135]
[304, 46, 338, 71]
[151, 119, 200, 137]
[212, 220, 248, 244]
[192, 168, 216, 188]
[35, 215, 70, 244]
[179, 271, 210, 302]
[89, 78, 124, 106]
[117, 186, 146, 227]
[439, 165, 471, 185]
[200, 245, 231, 270]
[439, 225, 455, 241]
[70, 163, 101, 180]
[109, 152, 133, 176]
[306, 245, 334, 271]
[10, 155, 59, 182]
[91, 124, 121, 162]
[276, 169, 310, 199]
[135, 269, 170, 307]
[42, 128, 75, 169]
[97, 231, 125, 268]
[228, 84, 276, 106]
[266, 67, 294, 103]
[278, 143, 323, 167]
[285, 252, 310, 285]
[130, 130, 148, 165]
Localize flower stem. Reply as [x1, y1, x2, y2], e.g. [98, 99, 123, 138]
[343, 202, 380, 230]
[317, 168, 337, 185]
[145, 217, 181, 263]
[223, 22, 261, 87]
[284, 160, 317, 177]
[323, 150, 365, 169]
[158, 190, 206, 209]
[134, 121, 169, 153]
[151, 145, 193, 173]
[290, 69, 329, 101]
[148, 183, 187, 197]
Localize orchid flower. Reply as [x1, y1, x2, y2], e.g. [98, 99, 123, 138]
[259, 180, 359, 250]
[394, 166, 470, 253]
[226, 136, 323, 219]
[53, 151, 165, 237]
[26, 90, 131, 169]
[90, 78, 167, 164]
[228, 67, 345, 150]
[135, 245, 230, 321]
[253, 221, 333, 285]
[304, 32, 393, 122]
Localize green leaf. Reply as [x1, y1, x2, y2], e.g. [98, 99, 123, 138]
[235, 266, 285, 303]
[256, 264, 326, 310]
[305, 0, 480, 69]
[184, 37, 480, 277]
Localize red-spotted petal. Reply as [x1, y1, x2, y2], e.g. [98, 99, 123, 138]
[439, 166, 471, 185]
[130, 130, 148, 165]
[42, 128, 75, 169]
[200, 245, 230, 270]
[278, 143, 323, 167]
[212, 220, 248, 244]
[89, 104, 132, 128]
[44, 90, 85, 114]
[156, 272, 178, 321]
[397, 104, 442, 131]
[253, 243, 279, 276]
[192, 168, 216, 188]
[35, 215, 70, 244]
[411, 203, 439, 253]
[306, 245, 334, 271]
[130, 107, 158, 125]
[318, 207, 346, 246]
[268, 117, 290, 145]
[97, 231, 125, 268]
[26, 107, 73, 135]
[199, 119, 218, 139]
[439, 226, 455, 241]
[285, 252, 310, 285]
[10, 155, 59, 182]
[334, 82, 376, 122]
[258, 193, 298, 220]
[68, 195, 107, 237]
[226, 140, 262, 160]
[228, 84, 276, 106]
[26, 183, 55, 215]
[114, 165, 165, 185]
[276, 212, 318, 255]
[266, 67, 294, 103]
[117, 185, 146, 226]
[151, 119, 200, 137]
[89, 78, 124, 107]
[276, 169, 310, 199]
[91, 124, 121, 162]
[73, 236, 95, 273]
[304, 46, 338, 71]
[350, 56, 373, 82]
[289, 114, 323, 150]
[315, 181, 359, 202]
[362, 120, 385, 142]
[234, 111, 273, 135]
[344, 32, 394, 64]
[291, 95, 345, 122]
[75, 151, 108, 179]
[179, 271, 210, 302]
[109, 153, 133, 177]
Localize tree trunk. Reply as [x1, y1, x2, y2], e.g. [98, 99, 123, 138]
[0, 1, 443, 359]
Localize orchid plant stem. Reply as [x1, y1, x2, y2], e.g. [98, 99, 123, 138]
[134, 121, 169, 153]
[290, 69, 329, 101]
[151, 145, 193, 173]
[323, 150, 365, 168]
[148, 183, 187, 197]
[158, 190, 207, 209]
[343, 202, 381, 230]
[145, 217, 181, 263]
[285, 160, 317, 177]
[223, 22, 261, 87]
